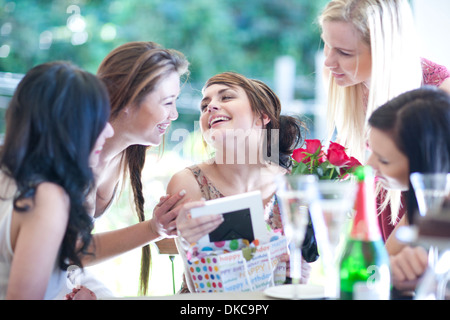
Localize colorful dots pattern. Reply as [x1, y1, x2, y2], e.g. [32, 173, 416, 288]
[189, 257, 223, 293]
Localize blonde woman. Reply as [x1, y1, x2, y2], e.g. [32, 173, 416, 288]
[318, 0, 450, 244]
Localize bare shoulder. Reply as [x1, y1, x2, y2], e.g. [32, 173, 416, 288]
[13, 182, 70, 248]
[438, 77, 450, 94]
[167, 168, 202, 201]
[34, 182, 70, 214]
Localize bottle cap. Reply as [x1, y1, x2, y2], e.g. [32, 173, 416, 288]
[354, 165, 373, 181]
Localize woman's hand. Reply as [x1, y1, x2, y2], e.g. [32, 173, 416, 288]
[149, 190, 187, 239]
[390, 246, 428, 291]
[64, 286, 97, 300]
[176, 200, 224, 246]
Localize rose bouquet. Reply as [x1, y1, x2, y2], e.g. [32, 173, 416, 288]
[291, 139, 361, 181]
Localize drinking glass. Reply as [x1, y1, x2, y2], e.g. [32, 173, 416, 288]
[276, 174, 318, 299]
[410, 172, 450, 300]
[309, 179, 357, 299]
[410, 173, 450, 219]
[415, 209, 450, 300]
[410, 173, 450, 267]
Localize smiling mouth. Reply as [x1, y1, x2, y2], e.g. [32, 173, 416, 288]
[209, 116, 231, 128]
[332, 72, 345, 78]
[157, 123, 170, 131]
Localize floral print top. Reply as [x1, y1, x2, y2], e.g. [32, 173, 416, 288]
[186, 165, 282, 230]
[421, 57, 450, 87]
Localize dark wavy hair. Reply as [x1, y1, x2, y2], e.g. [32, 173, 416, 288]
[0, 61, 111, 269]
[97, 41, 189, 295]
[368, 86, 450, 223]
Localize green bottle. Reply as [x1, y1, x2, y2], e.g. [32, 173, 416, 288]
[339, 166, 391, 300]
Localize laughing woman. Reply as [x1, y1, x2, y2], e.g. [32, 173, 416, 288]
[167, 72, 319, 293]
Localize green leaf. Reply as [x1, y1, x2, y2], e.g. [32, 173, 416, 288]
[291, 161, 308, 175]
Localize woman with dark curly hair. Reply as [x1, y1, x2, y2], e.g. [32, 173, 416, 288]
[0, 61, 113, 299]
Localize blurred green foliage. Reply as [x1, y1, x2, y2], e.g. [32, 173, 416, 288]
[0, 0, 327, 143]
[0, 0, 327, 86]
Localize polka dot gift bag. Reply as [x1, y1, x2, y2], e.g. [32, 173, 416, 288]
[186, 234, 287, 293]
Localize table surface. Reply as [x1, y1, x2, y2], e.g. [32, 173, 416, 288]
[120, 291, 275, 300]
[115, 287, 414, 300]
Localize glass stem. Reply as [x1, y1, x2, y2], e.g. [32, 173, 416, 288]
[290, 243, 302, 299]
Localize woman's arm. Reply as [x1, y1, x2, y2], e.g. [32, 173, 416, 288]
[390, 245, 428, 291]
[385, 214, 408, 255]
[385, 213, 428, 291]
[82, 190, 186, 266]
[7, 183, 69, 299]
[167, 169, 222, 293]
[439, 77, 450, 94]
[167, 169, 223, 246]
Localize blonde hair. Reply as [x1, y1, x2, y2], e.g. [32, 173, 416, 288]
[319, 0, 423, 222]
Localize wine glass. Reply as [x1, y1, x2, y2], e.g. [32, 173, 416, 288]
[410, 173, 450, 219]
[309, 179, 357, 299]
[276, 174, 318, 299]
[410, 173, 450, 266]
[415, 214, 450, 300]
[410, 172, 450, 300]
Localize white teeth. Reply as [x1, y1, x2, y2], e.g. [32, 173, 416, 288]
[209, 116, 230, 127]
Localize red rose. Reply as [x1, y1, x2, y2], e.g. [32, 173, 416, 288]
[305, 139, 322, 154]
[338, 156, 362, 179]
[292, 139, 323, 164]
[347, 156, 362, 169]
[327, 142, 350, 166]
[292, 148, 308, 163]
[328, 141, 346, 153]
[290, 139, 360, 181]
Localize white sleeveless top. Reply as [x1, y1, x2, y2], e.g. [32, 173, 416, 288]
[0, 172, 66, 299]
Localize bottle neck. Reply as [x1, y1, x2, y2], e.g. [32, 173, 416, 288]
[350, 179, 382, 241]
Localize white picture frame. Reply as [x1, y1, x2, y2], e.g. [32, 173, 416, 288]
[190, 190, 270, 245]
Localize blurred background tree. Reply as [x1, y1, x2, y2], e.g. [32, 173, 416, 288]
[1, 0, 329, 148]
[1, 0, 326, 89]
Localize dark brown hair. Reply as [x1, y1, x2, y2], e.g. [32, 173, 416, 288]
[203, 72, 305, 168]
[369, 87, 450, 223]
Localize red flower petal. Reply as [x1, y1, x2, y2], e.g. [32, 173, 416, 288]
[305, 139, 322, 154]
[292, 148, 308, 163]
[327, 147, 349, 166]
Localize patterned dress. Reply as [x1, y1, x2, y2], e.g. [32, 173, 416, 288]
[178, 165, 318, 293]
[186, 165, 284, 229]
